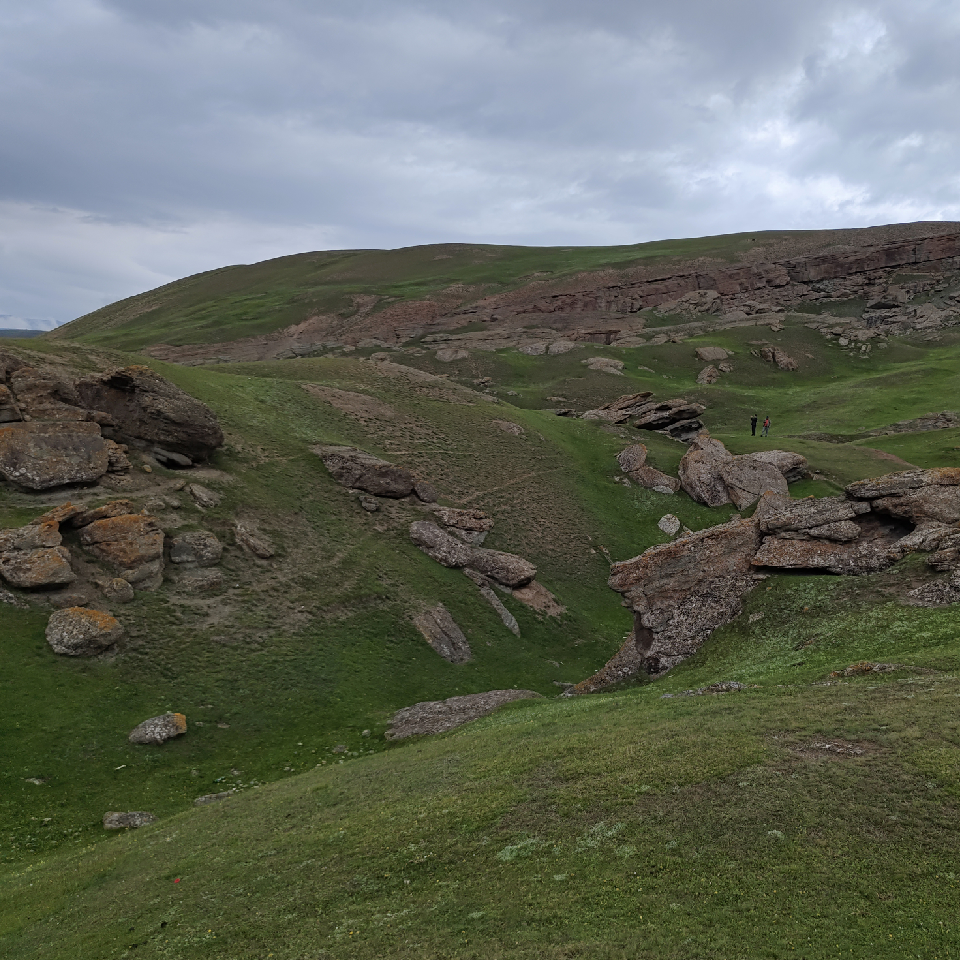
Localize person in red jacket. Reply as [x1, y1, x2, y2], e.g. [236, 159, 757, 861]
[761, 416, 771, 437]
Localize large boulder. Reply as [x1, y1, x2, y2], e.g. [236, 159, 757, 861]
[412, 604, 472, 663]
[871, 487, 960, 524]
[695, 346, 729, 362]
[46, 607, 123, 656]
[314, 445, 417, 498]
[0, 422, 120, 490]
[718, 456, 789, 510]
[752, 536, 899, 575]
[410, 521, 473, 568]
[607, 516, 762, 674]
[79, 514, 164, 587]
[74, 366, 223, 461]
[386, 689, 541, 739]
[0, 520, 75, 588]
[616, 444, 647, 473]
[128, 713, 187, 745]
[678, 436, 733, 507]
[750, 450, 809, 483]
[469, 548, 537, 588]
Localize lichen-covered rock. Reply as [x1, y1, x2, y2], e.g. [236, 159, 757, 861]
[583, 356, 624, 374]
[658, 514, 681, 536]
[46, 607, 123, 656]
[678, 436, 734, 507]
[74, 365, 223, 461]
[386, 689, 541, 739]
[629, 464, 681, 493]
[234, 520, 274, 558]
[0, 520, 75, 588]
[757, 496, 870, 534]
[187, 483, 221, 509]
[410, 521, 474, 568]
[871, 486, 960, 524]
[72, 500, 136, 527]
[846, 468, 960, 500]
[103, 811, 158, 830]
[128, 712, 188, 745]
[759, 346, 798, 370]
[0, 421, 114, 490]
[169, 531, 222, 566]
[718, 456, 789, 510]
[80, 514, 164, 576]
[752, 536, 899, 575]
[696, 365, 720, 385]
[99, 577, 135, 602]
[468, 548, 537, 588]
[749, 450, 809, 483]
[433, 507, 494, 534]
[616, 444, 647, 474]
[412, 604, 472, 663]
[632, 399, 707, 434]
[695, 346, 729, 362]
[314, 445, 417, 498]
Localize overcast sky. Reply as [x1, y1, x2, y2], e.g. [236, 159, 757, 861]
[1, 0, 959, 328]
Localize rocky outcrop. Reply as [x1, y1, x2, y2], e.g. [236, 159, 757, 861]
[234, 520, 275, 558]
[677, 436, 733, 506]
[846, 468, 960, 500]
[128, 713, 187, 745]
[0, 422, 125, 490]
[679, 437, 804, 508]
[79, 513, 165, 588]
[750, 450, 809, 483]
[606, 516, 762, 676]
[582, 392, 654, 423]
[409, 521, 536, 587]
[759, 346, 798, 370]
[718, 457, 788, 510]
[632, 399, 707, 441]
[412, 604, 472, 663]
[753, 536, 900, 575]
[386, 689, 541, 739]
[616, 444, 647, 474]
[0, 520, 75, 588]
[74, 365, 223, 462]
[757, 495, 870, 533]
[103, 812, 158, 830]
[46, 607, 123, 656]
[433, 506, 494, 545]
[616, 444, 680, 493]
[696, 365, 720, 385]
[315, 445, 429, 499]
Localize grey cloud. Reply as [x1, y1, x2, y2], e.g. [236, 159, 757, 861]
[0, 0, 958, 324]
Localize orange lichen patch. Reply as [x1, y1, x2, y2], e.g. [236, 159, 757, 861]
[170, 713, 188, 734]
[69, 606, 121, 631]
[33, 502, 85, 526]
[73, 500, 136, 527]
[79, 514, 163, 567]
[0, 546, 75, 588]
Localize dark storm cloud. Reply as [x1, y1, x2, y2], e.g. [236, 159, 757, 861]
[0, 0, 958, 324]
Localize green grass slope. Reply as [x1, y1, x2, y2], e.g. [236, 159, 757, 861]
[4, 291, 960, 957]
[47, 228, 879, 352]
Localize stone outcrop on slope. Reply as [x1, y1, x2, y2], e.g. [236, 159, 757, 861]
[0, 421, 129, 490]
[409, 521, 536, 588]
[78, 512, 165, 589]
[615, 443, 681, 494]
[573, 465, 960, 691]
[582, 392, 654, 423]
[678, 436, 803, 509]
[0, 519, 75, 589]
[74, 366, 223, 462]
[750, 450, 809, 483]
[314, 445, 434, 499]
[386, 689, 541, 739]
[412, 603, 473, 663]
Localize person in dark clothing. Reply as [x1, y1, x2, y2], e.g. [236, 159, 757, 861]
[761, 416, 771, 437]
[750, 414, 758, 436]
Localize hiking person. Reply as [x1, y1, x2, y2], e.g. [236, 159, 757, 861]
[761, 416, 771, 437]
[750, 414, 758, 436]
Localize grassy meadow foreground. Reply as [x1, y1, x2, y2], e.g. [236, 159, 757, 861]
[3, 231, 960, 958]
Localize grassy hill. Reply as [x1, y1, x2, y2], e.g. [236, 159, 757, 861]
[3, 231, 960, 957]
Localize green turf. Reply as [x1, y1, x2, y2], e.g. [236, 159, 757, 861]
[5, 262, 960, 957]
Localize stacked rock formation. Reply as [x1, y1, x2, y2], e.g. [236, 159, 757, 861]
[570, 466, 960, 692]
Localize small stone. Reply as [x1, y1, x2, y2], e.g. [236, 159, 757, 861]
[100, 577, 135, 603]
[128, 712, 188, 745]
[187, 483, 221, 509]
[103, 812, 157, 830]
[658, 514, 682, 536]
[194, 791, 233, 806]
[360, 495, 379, 512]
[169, 530, 223, 566]
[234, 521, 275, 558]
[361, 729, 371, 737]
[332, 744, 348, 753]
